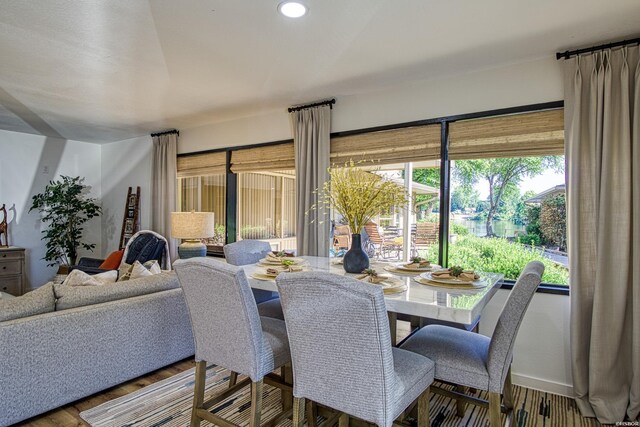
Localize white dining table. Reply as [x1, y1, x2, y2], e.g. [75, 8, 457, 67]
[242, 256, 503, 343]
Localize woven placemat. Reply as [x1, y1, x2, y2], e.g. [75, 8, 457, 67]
[413, 276, 485, 290]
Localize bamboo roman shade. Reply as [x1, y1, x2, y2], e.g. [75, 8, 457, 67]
[177, 151, 226, 177]
[330, 124, 441, 166]
[230, 143, 295, 172]
[448, 109, 564, 160]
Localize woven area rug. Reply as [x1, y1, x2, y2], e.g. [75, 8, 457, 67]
[80, 365, 598, 427]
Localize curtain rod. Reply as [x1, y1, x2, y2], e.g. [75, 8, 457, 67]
[556, 37, 640, 60]
[288, 98, 336, 113]
[150, 129, 179, 137]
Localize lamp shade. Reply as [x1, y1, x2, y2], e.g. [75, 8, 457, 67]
[171, 212, 215, 240]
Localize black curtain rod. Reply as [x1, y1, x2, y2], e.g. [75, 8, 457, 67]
[151, 129, 179, 137]
[288, 98, 336, 113]
[556, 37, 640, 60]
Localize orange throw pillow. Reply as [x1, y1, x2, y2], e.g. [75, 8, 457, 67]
[99, 249, 125, 270]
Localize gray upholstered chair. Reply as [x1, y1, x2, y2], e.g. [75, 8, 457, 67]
[174, 257, 292, 427]
[400, 261, 544, 427]
[276, 272, 435, 427]
[224, 240, 284, 320]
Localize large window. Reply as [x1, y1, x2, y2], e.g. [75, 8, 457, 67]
[237, 170, 297, 252]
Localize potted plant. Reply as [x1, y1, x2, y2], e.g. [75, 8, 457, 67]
[29, 176, 101, 272]
[315, 161, 408, 273]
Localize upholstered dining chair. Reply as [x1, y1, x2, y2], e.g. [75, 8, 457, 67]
[174, 257, 292, 427]
[276, 272, 435, 427]
[400, 261, 545, 427]
[224, 239, 284, 320]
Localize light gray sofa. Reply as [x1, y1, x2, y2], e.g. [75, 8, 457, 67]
[0, 272, 195, 426]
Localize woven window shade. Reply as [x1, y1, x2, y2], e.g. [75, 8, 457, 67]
[449, 109, 564, 160]
[230, 143, 295, 173]
[177, 151, 226, 177]
[330, 124, 441, 166]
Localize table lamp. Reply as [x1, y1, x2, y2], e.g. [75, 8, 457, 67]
[171, 212, 215, 259]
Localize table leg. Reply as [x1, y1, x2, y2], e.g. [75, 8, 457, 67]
[388, 312, 397, 346]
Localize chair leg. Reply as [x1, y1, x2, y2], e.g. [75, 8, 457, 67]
[249, 380, 263, 427]
[191, 361, 207, 427]
[306, 399, 318, 427]
[503, 367, 514, 410]
[455, 385, 467, 417]
[292, 397, 305, 427]
[488, 392, 502, 427]
[229, 371, 238, 388]
[388, 312, 398, 346]
[418, 387, 431, 427]
[338, 413, 349, 427]
[282, 364, 293, 411]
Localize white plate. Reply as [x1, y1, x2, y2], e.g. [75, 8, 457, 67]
[419, 271, 483, 285]
[393, 262, 438, 272]
[258, 257, 305, 265]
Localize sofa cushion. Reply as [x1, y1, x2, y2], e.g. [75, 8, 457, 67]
[54, 271, 179, 311]
[0, 283, 56, 322]
[62, 269, 118, 286]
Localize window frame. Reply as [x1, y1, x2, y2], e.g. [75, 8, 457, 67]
[177, 100, 569, 295]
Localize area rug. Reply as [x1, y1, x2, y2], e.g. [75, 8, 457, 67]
[80, 365, 598, 427]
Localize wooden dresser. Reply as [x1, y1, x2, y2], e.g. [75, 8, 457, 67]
[0, 247, 26, 296]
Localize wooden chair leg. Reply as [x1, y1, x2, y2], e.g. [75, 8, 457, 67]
[388, 312, 398, 346]
[338, 413, 349, 427]
[249, 380, 263, 427]
[191, 361, 207, 427]
[306, 399, 318, 427]
[292, 397, 305, 427]
[488, 392, 502, 427]
[229, 371, 238, 388]
[455, 385, 467, 417]
[503, 367, 514, 410]
[418, 387, 431, 427]
[282, 364, 293, 411]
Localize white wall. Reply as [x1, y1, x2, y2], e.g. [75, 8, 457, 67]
[0, 129, 102, 289]
[100, 135, 153, 256]
[179, 57, 563, 153]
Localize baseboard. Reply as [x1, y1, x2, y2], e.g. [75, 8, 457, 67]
[511, 373, 574, 397]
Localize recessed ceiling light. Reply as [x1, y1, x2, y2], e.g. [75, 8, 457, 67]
[278, 1, 307, 18]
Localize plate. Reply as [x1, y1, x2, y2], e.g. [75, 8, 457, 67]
[419, 271, 483, 285]
[393, 262, 438, 272]
[251, 273, 277, 281]
[361, 277, 407, 294]
[413, 276, 486, 290]
[258, 257, 305, 266]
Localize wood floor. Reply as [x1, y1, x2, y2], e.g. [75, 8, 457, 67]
[17, 358, 196, 427]
[16, 321, 414, 427]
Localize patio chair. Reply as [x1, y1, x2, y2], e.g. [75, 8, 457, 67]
[363, 222, 400, 259]
[276, 272, 435, 427]
[399, 261, 544, 426]
[224, 240, 284, 320]
[413, 222, 439, 256]
[173, 258, 293, 427]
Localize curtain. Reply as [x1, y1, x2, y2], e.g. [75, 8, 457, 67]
[152, 132, 178, 263]
[564, 46, 639, 423]
[290, 105, 331, 256]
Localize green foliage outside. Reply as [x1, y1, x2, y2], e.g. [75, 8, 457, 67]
[423, 235, 569, 286]
[411, 168, 440, 220]
[29, 176, 101, 266]
[239, 225, 274, 240]
[450, 223, 470, 236]
[540, 194, 567, 250]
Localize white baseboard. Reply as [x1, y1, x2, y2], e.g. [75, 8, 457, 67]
[511, 373, 574, 397]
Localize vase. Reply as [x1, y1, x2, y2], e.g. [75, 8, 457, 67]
[343, 233, 369, 273]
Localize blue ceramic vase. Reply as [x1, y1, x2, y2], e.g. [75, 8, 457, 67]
[343, 233, 369, 273]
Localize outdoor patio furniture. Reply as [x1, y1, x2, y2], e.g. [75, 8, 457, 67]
[333, 224, 351, 251]
[275, 272, 435, 427]
[173, 258, 293, 427]
[413, 222, 439, 255]
[399, 261, 544, 427]
[363, 222, 402, 259]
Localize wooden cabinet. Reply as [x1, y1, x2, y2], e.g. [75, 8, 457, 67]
[0, 247, 26, 296]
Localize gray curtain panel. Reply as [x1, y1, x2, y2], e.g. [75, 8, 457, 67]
[564, 46, 639, 424]
[290, 105, 331, 256]
[151, 133, 178, 263]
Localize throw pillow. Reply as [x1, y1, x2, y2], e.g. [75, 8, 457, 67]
[98, 249, 125, 270]
[117, 262, 133, 282]
[92, 270, 118, 284]
[63, 269, 101, 287]
[129, 261, 154, 280]
[143, 260, 162, 275]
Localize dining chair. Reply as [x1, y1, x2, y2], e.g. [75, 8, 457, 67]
[224, 240, 284, 320]
[399, 261, 544, 427]
[276, 272, 435, 427]
[174, 257, 293, 427]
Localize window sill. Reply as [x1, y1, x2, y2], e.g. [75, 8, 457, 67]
[499, 280, 569, 296]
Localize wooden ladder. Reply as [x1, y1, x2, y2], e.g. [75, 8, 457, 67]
[119, 186, 141, 250]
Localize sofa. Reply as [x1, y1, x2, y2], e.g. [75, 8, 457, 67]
[0, 272, 195, 426]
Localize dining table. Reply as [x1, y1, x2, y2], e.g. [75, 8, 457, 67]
[241, 256, 504, 345]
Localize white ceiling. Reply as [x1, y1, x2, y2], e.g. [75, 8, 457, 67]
[0, 0, 638, 143]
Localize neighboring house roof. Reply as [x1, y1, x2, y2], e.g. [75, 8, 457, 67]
[390, 179, 439, 195]
[525, 184, 566, 204]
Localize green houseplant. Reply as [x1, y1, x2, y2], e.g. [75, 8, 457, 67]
[29, 176, 101, 268]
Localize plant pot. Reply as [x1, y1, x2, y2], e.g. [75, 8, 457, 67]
[343, 233, 369, 273]
[57, 265, 70, 275]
